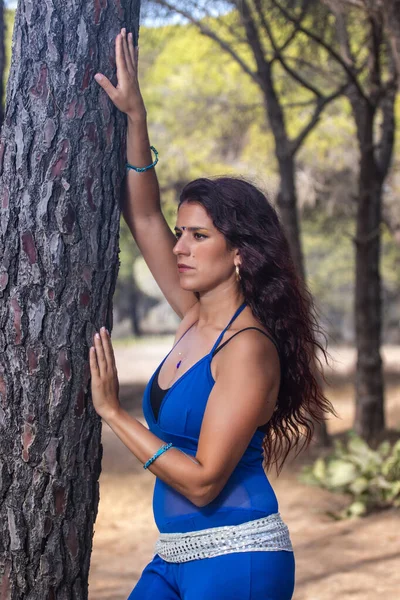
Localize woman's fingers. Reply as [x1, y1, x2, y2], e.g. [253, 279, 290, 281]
[94, 73, 117, 100]
[95, 29, 143, 117]
[121, 29, 135, 77]
[100, 327, 117, 371]
[92, 329, 116, 377]
[89, 346, 99, 377]
[116, 31, 129, 84]
[94, 333, 107, 377]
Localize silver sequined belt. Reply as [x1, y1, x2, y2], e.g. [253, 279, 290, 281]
[154, 512, 293, 563]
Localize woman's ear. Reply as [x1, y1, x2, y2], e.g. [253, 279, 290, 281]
[234, 250, 242, 267]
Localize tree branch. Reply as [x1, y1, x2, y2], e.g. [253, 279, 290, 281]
[234, 0, 270, 76]
[376, 83, 397, 178]
[368, 13, 384, 102]
[329, 1, 357, 66]
[285, 55, 344, 82]
[381, 0, 400, 77]
[274, 0, 310, 56]
[191, 0, 248, 47]
[152, 0, 259, 84]
[270, 0, 369, 103]
[290, 80, 351, 156]
[253, 0, 323, 97]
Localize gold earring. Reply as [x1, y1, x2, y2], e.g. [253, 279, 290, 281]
[235, 265, 241, 281]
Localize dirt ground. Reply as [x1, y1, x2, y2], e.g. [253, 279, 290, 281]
[88, 341, 400, 600]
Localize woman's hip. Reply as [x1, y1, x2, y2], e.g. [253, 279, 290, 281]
[128, 550, 295, 600]
[180, 550, 295, 600]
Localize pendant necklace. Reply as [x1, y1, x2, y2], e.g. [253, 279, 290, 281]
[176, 351, 183, 369]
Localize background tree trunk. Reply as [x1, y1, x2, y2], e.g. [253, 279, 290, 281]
[275, 154, 305, 281]
[0, 1, 141, 598]
[345, 16, 397, 441]
[383, 0, 400, 75]
[0, 0, 5, 128]
[353, 101, 385, 440]
[350, 84, 397, 440]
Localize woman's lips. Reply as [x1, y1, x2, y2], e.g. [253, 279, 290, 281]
[177, 264, 194, 272]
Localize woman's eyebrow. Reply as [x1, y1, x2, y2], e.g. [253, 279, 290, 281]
[174, 226, 210, 232]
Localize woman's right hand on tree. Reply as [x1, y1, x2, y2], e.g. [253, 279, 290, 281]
[94, 28, 146, 122]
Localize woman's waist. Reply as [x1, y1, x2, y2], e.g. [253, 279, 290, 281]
[154, 512, 293, 562]
[152, 476, 279, 533]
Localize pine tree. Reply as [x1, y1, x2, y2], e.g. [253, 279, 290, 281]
[0, 1, 141, 597]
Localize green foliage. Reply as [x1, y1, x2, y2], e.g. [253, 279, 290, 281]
[301, 211, 355, 314]
[118, 219, 141, 279]
[300, 432, 400, 518]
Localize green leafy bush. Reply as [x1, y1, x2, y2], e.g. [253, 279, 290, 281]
[300, 433, 400, 518]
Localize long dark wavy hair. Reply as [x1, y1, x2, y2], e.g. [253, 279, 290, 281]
[179, 176, 335, 472]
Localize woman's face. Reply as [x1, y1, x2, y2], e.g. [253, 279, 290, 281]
[173, 201, 240, 293]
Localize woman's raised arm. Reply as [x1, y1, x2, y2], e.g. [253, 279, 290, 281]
[95, 29, 198, 318]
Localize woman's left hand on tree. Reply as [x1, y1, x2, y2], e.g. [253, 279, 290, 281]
[89, 327, 120, 420]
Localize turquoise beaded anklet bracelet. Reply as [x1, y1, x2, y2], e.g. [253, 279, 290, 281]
[126, 145, 159, 173]
[143, 442, 173, 470]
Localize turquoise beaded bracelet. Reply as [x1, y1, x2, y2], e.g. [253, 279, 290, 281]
[143, 442, 173, 470]
[126, 145, 159, 173]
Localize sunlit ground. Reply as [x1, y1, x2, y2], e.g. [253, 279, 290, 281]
[89, 341, 400, 600]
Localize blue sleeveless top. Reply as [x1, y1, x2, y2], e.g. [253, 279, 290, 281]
[142, 303, 279, 534]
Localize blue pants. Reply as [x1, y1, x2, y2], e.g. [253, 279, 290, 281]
[128, 551, 295, 599]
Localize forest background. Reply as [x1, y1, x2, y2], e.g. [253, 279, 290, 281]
[3, 5, 399, 342]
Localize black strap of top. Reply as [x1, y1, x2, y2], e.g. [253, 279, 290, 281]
[212, 327, 280, 357]
[151, 363, 169, 421]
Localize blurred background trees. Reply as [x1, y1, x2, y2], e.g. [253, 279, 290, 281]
[271, 0, 397, 455]
[139, 0, 399, 443]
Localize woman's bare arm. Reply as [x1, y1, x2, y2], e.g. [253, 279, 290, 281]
[95, 29, 197, 318]
[91, 328, 279, 507]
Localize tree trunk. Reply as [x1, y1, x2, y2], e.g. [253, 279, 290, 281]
[238, 2, 306, 281]
[384, 0, 400, 76]
[258, 50, 305, 281]
[0, 1, 140, 598]
[0, 0, 5, 128]
[275, 154, 305, 282]
[353, 101, 385, 441]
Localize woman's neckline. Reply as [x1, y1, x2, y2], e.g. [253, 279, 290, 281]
[151, 302, 247, 420]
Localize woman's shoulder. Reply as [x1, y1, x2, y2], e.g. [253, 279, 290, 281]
[231, 306, 276, 343]
[215, 307, 280, 366]
[212, 319, 281, 388]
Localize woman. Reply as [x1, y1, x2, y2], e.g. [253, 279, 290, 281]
[90, 29, 333, 599]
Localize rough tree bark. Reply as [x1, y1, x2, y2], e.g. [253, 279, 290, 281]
[0, 0, 5, 128]
[0, 1, 140, 598]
